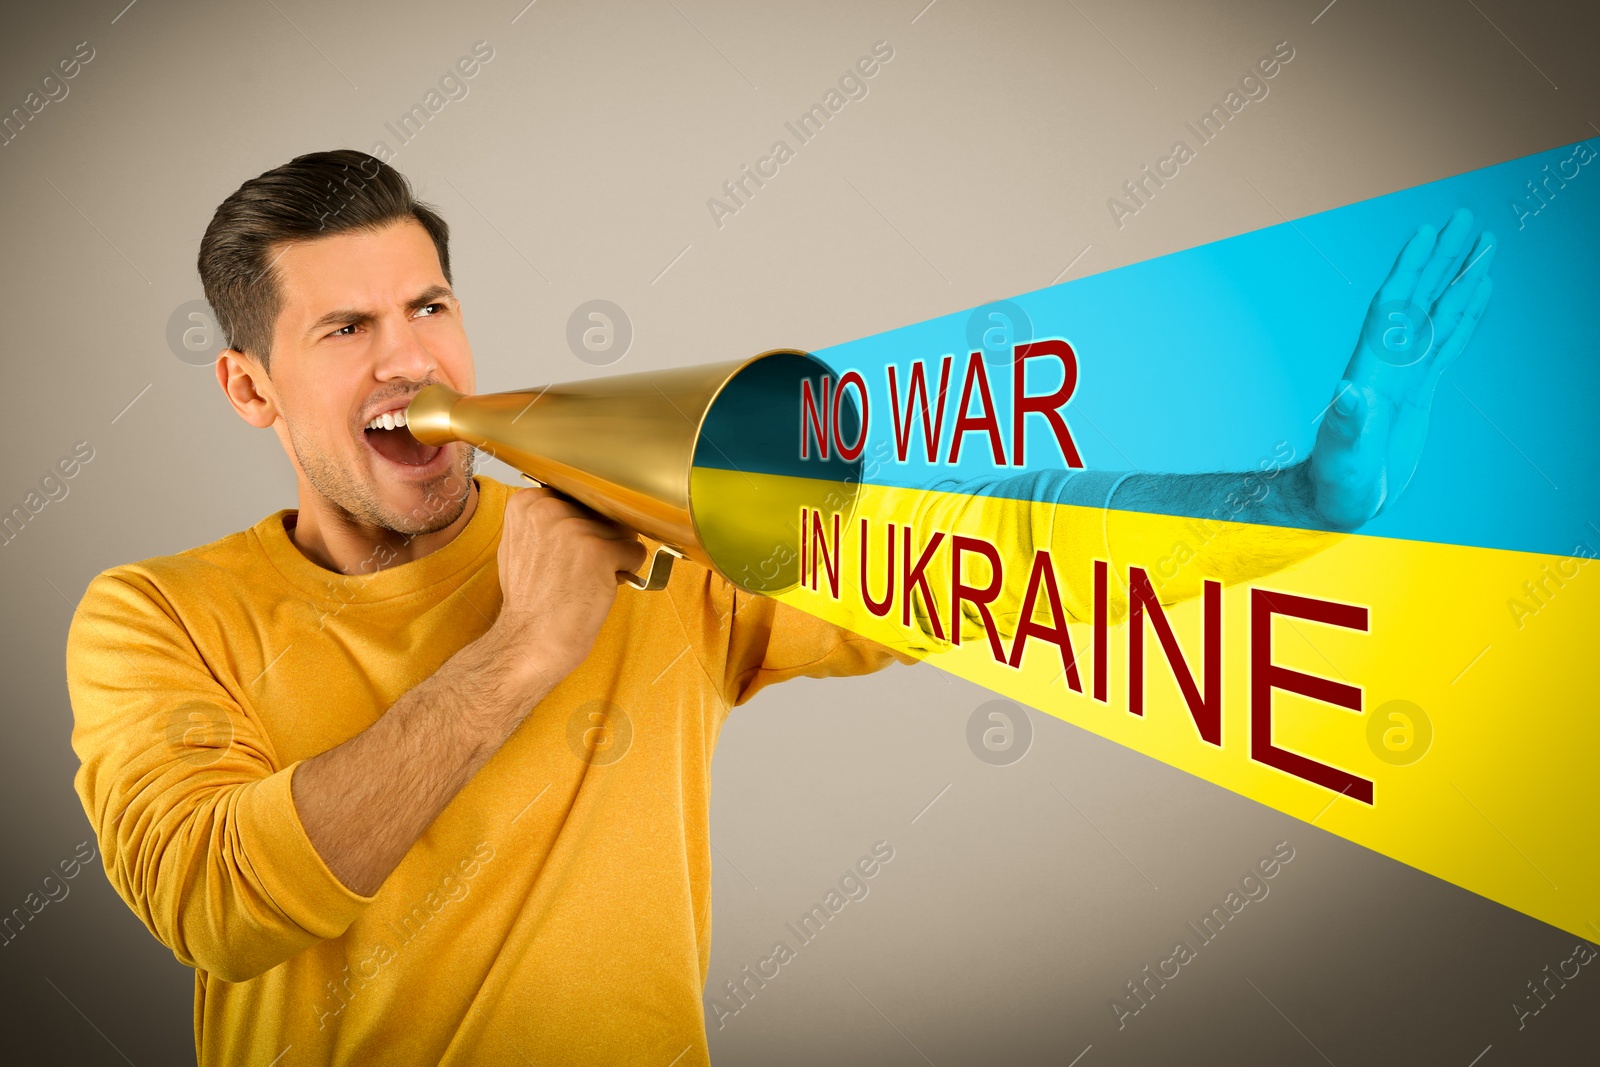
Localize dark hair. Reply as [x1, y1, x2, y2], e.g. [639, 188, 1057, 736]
[197, 149, 452, 374]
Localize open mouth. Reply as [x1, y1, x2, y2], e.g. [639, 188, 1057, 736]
[362, 409, 444, 469]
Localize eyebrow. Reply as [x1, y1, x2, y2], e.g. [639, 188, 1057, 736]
[304, 284, 456, 339]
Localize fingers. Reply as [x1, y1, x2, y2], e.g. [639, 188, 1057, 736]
[1430, 229, 1495, 328]
[556, 504, 636, 541]
[608, 536, 649, 577]
[1378, 223, 1439, 304]
[508, 484, 647, 577]
[1440, 228, 1496, 302]
[1428, 276, 1492, 392]
[1425, 229, 1494, 377]
[577, 515, 641, 541]
[512, 485, 635, 538]
[1412, 208, 1475, 308]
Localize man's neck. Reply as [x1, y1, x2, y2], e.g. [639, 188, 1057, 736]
[286, 478, 480, 575]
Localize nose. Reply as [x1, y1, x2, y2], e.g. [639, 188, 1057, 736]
[373, 311, 436, 383]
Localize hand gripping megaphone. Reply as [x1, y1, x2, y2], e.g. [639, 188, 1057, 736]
[405, 350, 864, 596]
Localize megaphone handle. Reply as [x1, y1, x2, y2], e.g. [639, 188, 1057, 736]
[621, 545, 686, 593]
[520, 472, 682, 593]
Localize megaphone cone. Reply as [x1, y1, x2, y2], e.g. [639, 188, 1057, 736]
[407, 350, 863, 595]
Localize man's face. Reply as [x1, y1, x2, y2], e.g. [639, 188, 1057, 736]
[252, 218, 478, 536]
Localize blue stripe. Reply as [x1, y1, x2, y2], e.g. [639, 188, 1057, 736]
[808, 139, 1600, 558]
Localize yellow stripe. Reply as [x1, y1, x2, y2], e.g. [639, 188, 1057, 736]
[700, 473, 1600, 939]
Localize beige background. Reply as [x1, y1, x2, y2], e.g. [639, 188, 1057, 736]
[1, 0, 1596, 1062]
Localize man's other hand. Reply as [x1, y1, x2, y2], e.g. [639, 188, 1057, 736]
[1305, 208, 1495, 531]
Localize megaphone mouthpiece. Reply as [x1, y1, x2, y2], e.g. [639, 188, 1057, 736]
[405, 383, 463, 448]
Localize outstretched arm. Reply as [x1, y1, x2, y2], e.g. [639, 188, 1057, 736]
[1100, 208, 1495, 601]
[899, 211, 1496, 646]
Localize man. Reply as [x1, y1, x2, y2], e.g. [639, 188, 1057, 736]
[66, 150, 1491, 1066]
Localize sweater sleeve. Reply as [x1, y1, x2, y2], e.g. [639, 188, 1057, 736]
[721, 465, 1183, 701]
[723, 588, 919, 707]
[65, 571, 375, 983]
[907, 468, 1128, 635]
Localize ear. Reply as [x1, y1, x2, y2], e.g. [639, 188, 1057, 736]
[216, 348, 279, 429]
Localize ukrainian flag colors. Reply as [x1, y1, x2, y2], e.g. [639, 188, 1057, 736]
[691, 138, 1599, 939]
[764, 480, 1598, 941]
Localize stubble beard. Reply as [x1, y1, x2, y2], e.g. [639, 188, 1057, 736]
[290, 419, 481, 538]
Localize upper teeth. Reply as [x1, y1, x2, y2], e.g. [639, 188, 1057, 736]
[366, 410, 409, 431]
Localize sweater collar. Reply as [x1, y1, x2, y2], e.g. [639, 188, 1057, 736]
[250, 474, 508, 606]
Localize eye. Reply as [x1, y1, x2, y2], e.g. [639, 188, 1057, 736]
[329, 323, 359, 337]
[415, 302, 445, 318]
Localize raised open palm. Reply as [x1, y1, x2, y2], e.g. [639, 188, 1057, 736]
[1307, 207, 1496, 530]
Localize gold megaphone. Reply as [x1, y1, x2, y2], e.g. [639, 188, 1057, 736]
[406, 349, 864, 596]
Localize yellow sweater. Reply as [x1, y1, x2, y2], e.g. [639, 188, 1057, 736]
[65, 474, 912, 1066]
